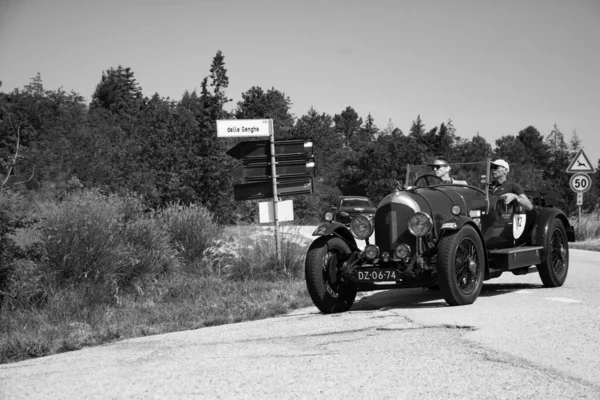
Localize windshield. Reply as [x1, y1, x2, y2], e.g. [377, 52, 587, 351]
[405, 161, 490, 188]
[340, 198, 373, 208]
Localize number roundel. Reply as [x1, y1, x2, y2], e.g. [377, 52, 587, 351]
[569, 173, 592, 193]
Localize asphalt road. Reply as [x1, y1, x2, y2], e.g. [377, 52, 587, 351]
[1, 249, 599, 399]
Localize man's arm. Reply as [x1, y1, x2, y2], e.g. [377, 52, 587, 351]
[501, 192, 533, 211]
[516, 193, 533, 211]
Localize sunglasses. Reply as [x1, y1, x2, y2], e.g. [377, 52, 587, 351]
[432, 165, 447, 170]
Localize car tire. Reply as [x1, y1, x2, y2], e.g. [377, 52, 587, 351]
[537, 218, 569, 287]
[437, 225, 485, 306]
[305, 236, 357, 314]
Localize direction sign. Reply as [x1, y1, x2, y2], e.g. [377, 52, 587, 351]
[566, 149, 596, 173]
[226, 139, 313, 160]
[569, 173, 592, 193]
[216, 119, 270, 137]
[227, 138, 315, 182]
[229, 157, 315, 180]
[233, 175, 314, 201]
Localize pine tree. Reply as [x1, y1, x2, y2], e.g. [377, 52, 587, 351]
[90, 66, 144, 119]
[334, 106, 362, 148]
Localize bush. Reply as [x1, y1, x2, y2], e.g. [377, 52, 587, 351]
[157, 202, 222, 269]
[0, 190, 39, 307]
[203, 225, 307, 281]
[36, 190, 179, 303]
[569, 209, 600, 241]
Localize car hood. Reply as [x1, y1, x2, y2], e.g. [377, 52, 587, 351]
[338, 206, 377, 214]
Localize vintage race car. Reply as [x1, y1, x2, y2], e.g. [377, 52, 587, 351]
[326, 196, 376, 226]
[305, 160, 575, 313]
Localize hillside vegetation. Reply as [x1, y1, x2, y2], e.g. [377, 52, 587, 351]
[2, 50, 599, 364]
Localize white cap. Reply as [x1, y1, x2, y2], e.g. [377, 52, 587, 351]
[491, 159, 509, 172]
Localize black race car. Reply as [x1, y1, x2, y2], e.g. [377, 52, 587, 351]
[305, 160, 574, 313]
[326, 196, 376, 226]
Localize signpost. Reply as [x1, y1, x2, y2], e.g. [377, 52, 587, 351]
[566, 149, 596, 239]
[217, 119, 315, 268]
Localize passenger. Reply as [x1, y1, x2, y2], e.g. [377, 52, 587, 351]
[428, 158, 467, 184]
[489, 159, 533, 211]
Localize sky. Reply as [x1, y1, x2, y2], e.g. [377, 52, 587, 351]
[1, 0, 599, 166]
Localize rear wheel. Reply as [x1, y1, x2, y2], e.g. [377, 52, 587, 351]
[537, 219, 569, 287]
[437, 225, 485, 306]
[305, 236, 357, 313]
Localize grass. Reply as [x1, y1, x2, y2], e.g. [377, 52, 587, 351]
[0, 276, 312, 364]
[570, 238, 600, 251]
[0, 191, 314, 365]
[569, 210, 600, 251]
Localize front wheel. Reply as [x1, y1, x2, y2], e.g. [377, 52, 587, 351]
[305, 236, 357, 313]
[437, 225, 485, 306]
[537, 219, 569, 287]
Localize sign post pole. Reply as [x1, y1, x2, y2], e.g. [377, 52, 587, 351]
[268, 119, 282, 269]
[577, 206, 581, 240]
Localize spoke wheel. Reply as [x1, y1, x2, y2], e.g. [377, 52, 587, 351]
[537, 219, 569, 287]
[305, 237, 357, 314]
[437, 225, 485, 306]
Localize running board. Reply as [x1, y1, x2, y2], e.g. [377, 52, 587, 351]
[489, 246, 543, 270]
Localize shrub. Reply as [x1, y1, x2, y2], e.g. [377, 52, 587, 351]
[157, 202, 222, 268]
[0, 190, 39, 307]
[569, 209, 600, 241]
[114, 217, 180, 290]
[203, 225, 307, 281]
[36, 190, 179, 303]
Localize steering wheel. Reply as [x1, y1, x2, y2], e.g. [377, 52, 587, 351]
[414, 174, 444, 187]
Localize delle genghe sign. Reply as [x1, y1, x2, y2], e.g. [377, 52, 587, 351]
[216, 119, 270, 137]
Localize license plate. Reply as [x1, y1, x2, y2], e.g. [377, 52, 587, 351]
[356, 269, 399, 282]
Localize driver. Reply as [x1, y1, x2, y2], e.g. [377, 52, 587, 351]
[489, 159, 533, 211]
[428, 158, 467, 184]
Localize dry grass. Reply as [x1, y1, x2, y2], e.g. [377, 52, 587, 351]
[0, 192, 313, 365]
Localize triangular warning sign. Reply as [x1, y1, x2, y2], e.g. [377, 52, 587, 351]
[566, 149, 596, 173]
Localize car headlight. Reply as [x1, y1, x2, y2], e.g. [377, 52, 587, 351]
[324, 212, 333, 222]
[364, 244, 379, 260]
[350, 215, 373, 240]
[408, 212, 433, 237]
[393, 244, 411, 259]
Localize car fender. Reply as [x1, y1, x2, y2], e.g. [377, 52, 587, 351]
[313, 222, 359, 251]
[439, 216, 490, 272]
[532, 208, 575, 245]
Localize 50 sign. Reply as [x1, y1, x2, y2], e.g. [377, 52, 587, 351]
[570, 173, 592, 193]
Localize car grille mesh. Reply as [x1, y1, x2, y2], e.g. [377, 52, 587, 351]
[375, 202, 416, 252]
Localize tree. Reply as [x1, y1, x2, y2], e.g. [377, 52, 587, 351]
[338, 133, 426, 202]
[517, 125, 550, 170]
[408, 115, 426, 139]
[208, 50, 231, 116]
[454, 134, 492, 163]
[234, 86, 294, 138]
[350, 113, 378, 150]
[1, 75, 87, 192]
[380, 119, 403, 137]
[290, 108, 345, 221]
[494, 135, 545, 190]
[569, 130, 582, 152]
[334, 106, 362, 148]
[90, 66, 144, 120]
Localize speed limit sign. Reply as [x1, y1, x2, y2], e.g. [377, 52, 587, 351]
[570, 173, 592, 193]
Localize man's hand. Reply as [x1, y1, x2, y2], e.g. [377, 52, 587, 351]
[501, 193, 518, 204]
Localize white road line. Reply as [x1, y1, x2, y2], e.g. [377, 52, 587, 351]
[545, 297, 582, 303]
